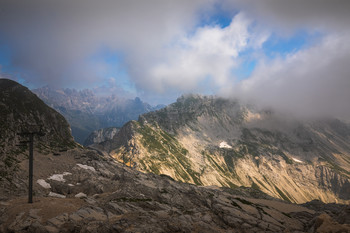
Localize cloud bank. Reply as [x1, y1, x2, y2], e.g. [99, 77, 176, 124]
[219, 0, 350, 119]
[226, 32, 350, 119]
[0, 0, 213, 87]
[0, 0, 349, 118]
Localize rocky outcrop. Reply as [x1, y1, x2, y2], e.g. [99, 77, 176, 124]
[98, 94, 350, 204]
[1, 148, 349, 232]
[84, 127, 119, 146]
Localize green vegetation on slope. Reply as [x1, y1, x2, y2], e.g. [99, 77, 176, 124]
[135, 122, 202, 185]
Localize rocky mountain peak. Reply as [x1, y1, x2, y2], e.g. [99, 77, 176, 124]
[95, 94, 350, 204]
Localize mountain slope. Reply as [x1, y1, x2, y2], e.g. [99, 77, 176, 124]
[95, 94, 350, 204]
[0, 84, 349, 232]
[33, 86, 164, 144]
[0, 79, 76, 187]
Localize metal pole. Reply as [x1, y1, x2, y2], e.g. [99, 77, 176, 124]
[28, 133, 33, 203]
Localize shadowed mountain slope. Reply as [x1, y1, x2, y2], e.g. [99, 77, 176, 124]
[0, 79, 76, 186]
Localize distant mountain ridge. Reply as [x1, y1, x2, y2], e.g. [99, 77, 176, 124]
[33, 86, 165, 144]
[93, 94, 350, 204]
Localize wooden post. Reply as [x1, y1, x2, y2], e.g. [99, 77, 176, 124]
[17, 126, 45, 204]
[28, 133, 33, 203]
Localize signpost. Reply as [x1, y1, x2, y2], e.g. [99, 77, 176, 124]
[17, 126, 45, 203]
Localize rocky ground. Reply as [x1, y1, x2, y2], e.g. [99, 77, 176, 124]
[0, 148, 349, 233]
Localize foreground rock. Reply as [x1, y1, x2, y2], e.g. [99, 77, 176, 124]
[0, 149, 349, 233]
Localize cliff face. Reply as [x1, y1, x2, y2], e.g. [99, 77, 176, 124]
[96, 94, 350, 204]
[0, 79, 76, 184]
[83, 127, 119, 146]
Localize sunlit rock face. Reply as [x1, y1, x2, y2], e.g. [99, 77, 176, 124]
[95, 94, 350, 204]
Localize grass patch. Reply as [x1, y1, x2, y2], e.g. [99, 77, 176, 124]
[255, 179, 269, 190]
[274, 185, 291, 202]
[251, 182, 260, 190]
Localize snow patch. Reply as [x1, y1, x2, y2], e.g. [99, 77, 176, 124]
[37, 179, 51, 189]
[68, 184, 75, 187]
[75, 192, 87, 198]
[48, 172, 72, 182]
[292, 158, 303, 163]
[76, 163, 96, 172]
[219, 141, 232, 149]
[48, 192, 66, 198]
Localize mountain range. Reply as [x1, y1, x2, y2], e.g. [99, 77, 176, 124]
[33, 86, 164, 144]
[92, 94, 350, 204]
[1, 79, 350, 232]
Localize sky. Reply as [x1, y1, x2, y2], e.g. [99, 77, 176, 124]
[0, 0, 349, 119]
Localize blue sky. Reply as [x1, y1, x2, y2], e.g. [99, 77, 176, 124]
[0, 0, 349, 118]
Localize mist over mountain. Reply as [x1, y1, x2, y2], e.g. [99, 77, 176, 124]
[33, 86, 164, 144]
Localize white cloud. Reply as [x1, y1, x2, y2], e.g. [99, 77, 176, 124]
[0, 0, 214, 87]
[1, 0, 349, 116]
[225, 32, 350, 119]
[143, 13, 265, 93]
[222, 0, 350, 33]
